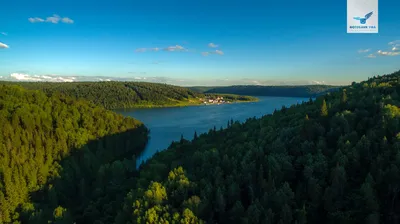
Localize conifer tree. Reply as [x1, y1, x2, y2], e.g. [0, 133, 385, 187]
[321, 99, 328, 117]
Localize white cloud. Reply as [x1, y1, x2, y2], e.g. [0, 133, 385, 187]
[164, 45, 185, 52]
[2, 73, 126, 82]
[208, 43, 218, 48]
[388, 40, 400, 46]
[252, 80, 262, 85]
[28, 14, 74, 24]
[0, 73, 336, 86]
[0, 73, 191, 85]
[392, 46, 400, 52]
[1, 32, 7, 36]
[28, 17, 45, 23]
[311, 80, 326, 85]
[201, 50, 224, 56]
[61, 17, 74, 24]
[358, 49, 370, 53]
[215, 50, 224, 55]
[9, 73, 76, 82]
[365, 54, 376, 58]
[377, 50, 400, 56]
[0, 42, 9, 49]
[136, 45, 187, 53]
[46, 15, 61, 23]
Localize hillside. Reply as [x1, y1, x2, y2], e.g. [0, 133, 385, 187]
[0, 81, 256, 110]
[2, 81, 202, 109]
[189, 85, 339, 97]
[2, 70, 400, 224]
[0, 85, 149, 223]
[114, 71, 400, 224]
[187, 86, 215, 93]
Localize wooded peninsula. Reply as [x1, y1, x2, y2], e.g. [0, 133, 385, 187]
[0, 81, 257, 109]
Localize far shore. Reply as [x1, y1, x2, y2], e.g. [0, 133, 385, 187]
[113, 97, 259, 110]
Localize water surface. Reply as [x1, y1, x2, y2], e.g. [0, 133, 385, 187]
[115, 96, 307, 165]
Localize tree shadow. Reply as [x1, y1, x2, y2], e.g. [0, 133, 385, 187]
[19, 125, 149, 224]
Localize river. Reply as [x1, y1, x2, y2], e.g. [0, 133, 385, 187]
[114, 96, 308, 166]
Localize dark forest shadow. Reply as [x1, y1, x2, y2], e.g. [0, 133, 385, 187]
[19, 125, 148, 224]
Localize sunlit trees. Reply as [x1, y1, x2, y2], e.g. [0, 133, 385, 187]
[321, 99, 328, 117]
[118, 70, 400, 224]
[0, 84, 148, 223]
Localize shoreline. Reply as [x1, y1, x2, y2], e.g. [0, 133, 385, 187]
[112, 97, 259, 110]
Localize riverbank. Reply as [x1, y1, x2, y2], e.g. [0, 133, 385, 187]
[115, 95, 259, 109]
[113, 96, 307, 166]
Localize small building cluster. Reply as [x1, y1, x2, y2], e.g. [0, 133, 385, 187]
[199, 96, 230, 105]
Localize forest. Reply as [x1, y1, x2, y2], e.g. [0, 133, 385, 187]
[1, 70, 400, 223]
[190, 85, 339, 97]
[0, 81, 255, 110]
[0, 85, 148, 223]
[115, 71, 400, 224]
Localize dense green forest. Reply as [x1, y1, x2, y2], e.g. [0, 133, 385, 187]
[0, 84, 148, 223]
[1, 70, 400, 223]
[114, 71, 400, 224]
[0, 81, 201, 109]
[0, 82, 255, 110]
[190, 85, 339, 97]
[187, 86, 216, 93]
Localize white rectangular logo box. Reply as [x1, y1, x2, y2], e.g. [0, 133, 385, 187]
[347, 0, 378, 33]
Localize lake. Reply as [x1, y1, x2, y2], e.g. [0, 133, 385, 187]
[115, 96, 308, 165]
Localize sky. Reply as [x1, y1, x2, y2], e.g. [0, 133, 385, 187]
[0, 0, 399, 86]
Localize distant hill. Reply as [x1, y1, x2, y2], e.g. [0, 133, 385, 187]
[0, 81, 203, 109]
[187, 86, 215, 93]
[189, 85, 340, 97]
[0, 81, 256, 109]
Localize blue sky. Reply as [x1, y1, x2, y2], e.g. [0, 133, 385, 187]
[0, 0, 399, 86]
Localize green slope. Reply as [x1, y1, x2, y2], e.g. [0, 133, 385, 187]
[0, 81, 256, 109]
[0, 84, 148, 223]
[116, 70, 400, 224]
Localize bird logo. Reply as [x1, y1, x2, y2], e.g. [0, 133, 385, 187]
[353, 11, 373, 24]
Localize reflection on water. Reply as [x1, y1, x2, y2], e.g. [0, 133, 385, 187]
[114, 96, 307, 165]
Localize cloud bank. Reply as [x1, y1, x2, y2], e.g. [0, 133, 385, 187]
[8, 73, 76, 82]
[388, 40, 400, 46]
[0, 73, 332, 86]
[375, 40, 400, 56]
[377, 50, 400, 56]
[0, 42, 9, 49]
[365, 40, 400, 58]
[28, 14, 74, 24]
